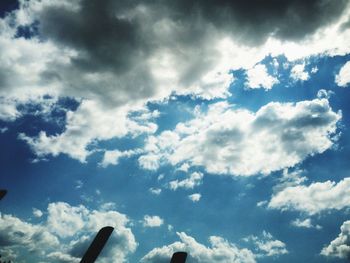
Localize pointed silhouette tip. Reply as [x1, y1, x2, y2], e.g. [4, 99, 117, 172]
[171, 251, 188, 263]
[100, 226, 114, 232]
[0, 190, 7, 200]
[80, 226, 115, 263]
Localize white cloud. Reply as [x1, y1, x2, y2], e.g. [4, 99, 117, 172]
[0, 98, 20, 121]
[100, 202, 117, 211]
[0, 127, 8, 133]
[19, 100, 157, 162]
[157, 174, 165, 181]
[311, 66, 318, 74]
[272, 58, 279, 72]
[291, 218, 322, 229]
[0, 212, 59, 252]
[246, 64, 279, 90]
[255, 234, 288, 257]
[256, 201, 268, 207]
[290, 63, 309, 81]
[143, 215, 164, 228]
[273, 169, 307, 193]
[149, 188, 162, 195]
[321, 220, 350, 259]
[335, 61, 350, 87]
[140, 98, 341, 176]
[141, 232, 256, 263]
[188, 193, 201, 202]
[32, 208, 43, 218]
[100, 148, 142, 168]
[47, 202, 88, 238]
[0, 202, 137, 262]
[47, 251, 80, 263]
[317, 89, 334, 99]
[169, 172, 203, 190]
[244, 231, 288, 257]
[0, 25, 64, 100]
[84, 212, 137, 263]
[268, 177, 350, 215]
[138, 154, 161, 171]
[178, 163, 190, 172]
[75, 180, 83, 189]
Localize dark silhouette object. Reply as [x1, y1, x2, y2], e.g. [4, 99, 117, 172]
[0, 189, 7, 200]
[170, 252, 188, 263]
[80, 226, 114, 263]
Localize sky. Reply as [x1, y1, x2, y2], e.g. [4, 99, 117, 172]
[1, 0, 350, 262]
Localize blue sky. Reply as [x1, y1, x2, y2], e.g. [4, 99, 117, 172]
[1, 1, 350, 262]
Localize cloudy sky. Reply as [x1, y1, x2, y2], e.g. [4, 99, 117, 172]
[1, 0, 350, 262]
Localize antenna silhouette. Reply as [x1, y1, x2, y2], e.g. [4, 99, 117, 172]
[170, 252, 188, 263]
[80, 226, 114, 263]
[0, 189, 7, 200]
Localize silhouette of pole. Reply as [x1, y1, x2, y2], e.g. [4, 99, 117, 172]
[80, 226, 114, 263]
[170, 252, 187, 263]
[0, 190, 7, 200]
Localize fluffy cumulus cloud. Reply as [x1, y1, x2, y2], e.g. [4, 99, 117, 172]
[47, 202, 88, 238]
[317, 89, 334, 100]
[140, 98, 341, 176]
[268, 177, 350, 215]
[335, 61, 350, 87]
[149, 187, 162, 195]
[0, 0, 350, 163]
[290, 63, 310, 81]
[141, 232, 256, 263]
[291, 218, 322, 229]
[321, 220, 350, 259]
[0, 202, 137, 262]
[142, 215, 164, 228]
[244, 231, 288, 257]
[246, 64, 279, 90]
[273, 169, 308, 193]
[0, 127, 8, 134]
[0, 213, 59, 253]
[32, 208, 43, 218]
[100, 148, 142, 168]
[169, 172, 204, 190]
[0, 98, 21, 121]
[19, 100, 157, 162]
[188, 193, 201, 202]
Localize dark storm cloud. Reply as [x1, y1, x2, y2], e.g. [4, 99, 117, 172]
[38, 0, 148, 74]
[34, 0, 349, 70]
[36, 0, 349, 58]
[13, 0, 349, 106]
[166, 0, 349, 44]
